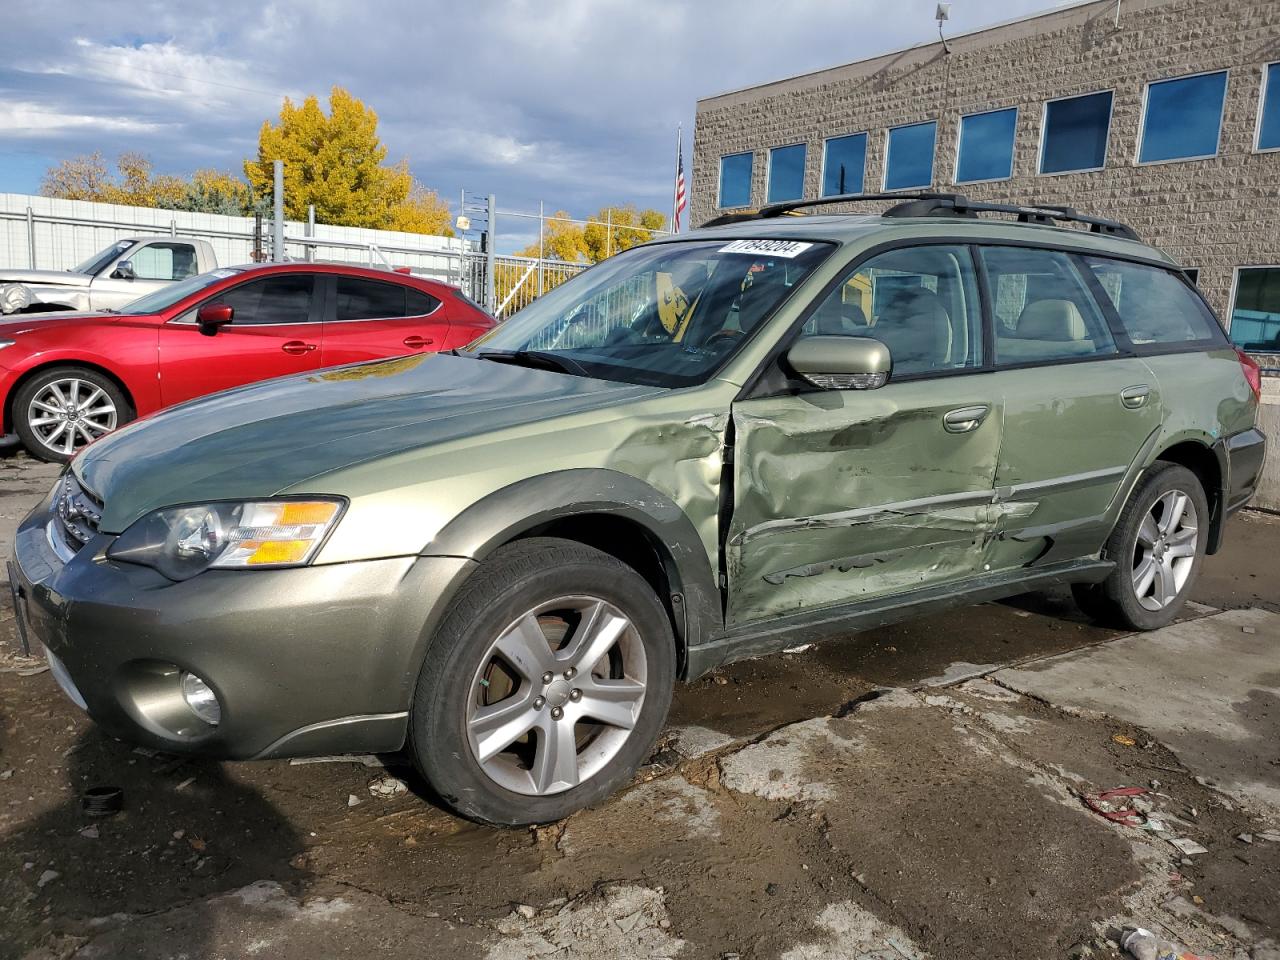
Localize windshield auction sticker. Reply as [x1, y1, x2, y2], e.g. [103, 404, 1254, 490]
[718, 239, 814, 258]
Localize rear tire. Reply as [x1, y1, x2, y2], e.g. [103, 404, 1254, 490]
[1073, 462, 1208, 630]
[14, 366, 131, 463]
[409, 537, 675, 826]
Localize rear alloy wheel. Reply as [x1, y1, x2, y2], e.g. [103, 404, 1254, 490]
[14, 367, 132, 463]
[1072, 462, 1208, 630]
[410, 538, 674, 825]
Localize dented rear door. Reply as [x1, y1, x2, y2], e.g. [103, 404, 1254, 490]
[725, 378, 1001, 626]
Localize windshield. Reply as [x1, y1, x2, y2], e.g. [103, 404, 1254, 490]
[464, 239, 832, 387]
[72, 240, 133, 276]
[116, 268, 244, 315]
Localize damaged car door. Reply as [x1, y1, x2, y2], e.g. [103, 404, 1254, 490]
[726, 244, 1001, 626]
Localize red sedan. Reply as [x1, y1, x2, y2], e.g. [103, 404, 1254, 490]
[0, 262, 496, 461]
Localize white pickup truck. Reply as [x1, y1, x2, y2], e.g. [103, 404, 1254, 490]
[0, 236, 219, 314]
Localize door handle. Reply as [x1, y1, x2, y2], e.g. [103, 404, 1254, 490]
[1120, 384, 1150, 409]
[402, 336, 435, 349]
[943, 405, 990, 434]
[281, 341, 317, 355]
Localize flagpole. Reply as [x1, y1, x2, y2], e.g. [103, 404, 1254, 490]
[673, 123, 682, 234]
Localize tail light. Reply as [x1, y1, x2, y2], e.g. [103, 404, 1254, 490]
[1235, 347, 1262, 402]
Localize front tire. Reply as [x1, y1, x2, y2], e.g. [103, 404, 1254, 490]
[14, 366, 131, 463]
[409, 537, 675, 826]
[1073, 462, 1208, 630]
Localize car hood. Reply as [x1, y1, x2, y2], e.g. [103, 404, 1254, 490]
[76, 352, 663, 533]
[0, 269, 91, 288]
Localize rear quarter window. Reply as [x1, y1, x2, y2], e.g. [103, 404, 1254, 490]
[1083, 257, 1223, 348]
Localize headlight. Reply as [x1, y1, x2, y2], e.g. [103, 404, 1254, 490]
[106, 499, 344, 581]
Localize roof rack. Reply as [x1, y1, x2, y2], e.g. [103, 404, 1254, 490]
[702, 191, 1141, 241]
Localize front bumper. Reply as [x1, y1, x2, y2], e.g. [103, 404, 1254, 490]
[10, 487, 475, 759]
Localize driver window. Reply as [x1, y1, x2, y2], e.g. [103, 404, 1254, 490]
[130, 243, 199, 281]
[804, 245, 983, 377]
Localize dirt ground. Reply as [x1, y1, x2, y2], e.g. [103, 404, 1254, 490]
[1, 452, 1278, 960]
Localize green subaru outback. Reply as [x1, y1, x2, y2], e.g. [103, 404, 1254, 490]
[9, 194, 1266, 825]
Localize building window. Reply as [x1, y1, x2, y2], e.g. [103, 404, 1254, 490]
[1138, 71, 1229, 164]
[1039, 91, 1113, 174]
[766, 143, 807, 203]
[955, 108, 1017, 183]
[1230, 267, 1280, 353]
[884, 120, 937, 191]
[1259, 62, 1280, 152]
[718, 152, 753, 209]
[822, 133, 867, 197]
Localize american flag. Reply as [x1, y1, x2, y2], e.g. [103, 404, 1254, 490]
[673, 126, 687, 233]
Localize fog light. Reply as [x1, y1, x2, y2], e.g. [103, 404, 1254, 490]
[180, 672, 221, 726]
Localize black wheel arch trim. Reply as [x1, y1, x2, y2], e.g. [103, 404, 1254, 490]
[420, 468, 722, 672]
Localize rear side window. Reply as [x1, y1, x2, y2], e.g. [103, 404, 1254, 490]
[336, 278, 407, 321]
[131, 242, 199, 281]
[805, 245, 983, 377]
[980, 246, 1117, 365]
[406, 288, 441, 316]
[220, 274, 315, 325]
[1083, 257, 1222, 347]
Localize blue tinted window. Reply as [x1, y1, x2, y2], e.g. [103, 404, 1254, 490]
[1260, 63, 1280, 151]
[1139, 72, 1228, 163]
[718, 153, 753, 208]
[1230, 267, 1280, 352]
[767, 144, 807, 203]
[822, 134, 866, 196]
[956, 108, 1017, 183]
[1040, 91, 1113, 173]
[884, 121, 936, 190]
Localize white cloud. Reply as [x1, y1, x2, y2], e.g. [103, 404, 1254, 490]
[0, 101, 166, 137]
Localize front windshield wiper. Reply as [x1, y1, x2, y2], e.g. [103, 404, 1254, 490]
[472, 349, 592, 378]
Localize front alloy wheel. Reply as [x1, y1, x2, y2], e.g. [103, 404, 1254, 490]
[14, 366, 132, 463]
[467, 597, 647, 796]
[411, 538, 675, 826]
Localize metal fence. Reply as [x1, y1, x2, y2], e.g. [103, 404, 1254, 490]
[0, 191, 672, 320]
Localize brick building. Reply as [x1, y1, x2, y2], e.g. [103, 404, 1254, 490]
[691, 0, 1280, 506]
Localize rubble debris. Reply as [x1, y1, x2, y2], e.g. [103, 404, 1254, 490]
[347, 794, 363, 808]
[782, 644, 814, 654]
[1168, 837, 1209, 856]
[1237, 833, 1253, 844]
[78, 825, 99, 839]
[81, 785, 123, 818]
[1257, 832, 1280, 843]
[37, 869, 59, 888]
[1119, 926, 1214, 960]
[1083, 787, 1148, 826]
[0, 768, 12, 779]
[1113, 734, 1138, 747]
[514, 904, 537, 920]
[368, 776, 409, 799]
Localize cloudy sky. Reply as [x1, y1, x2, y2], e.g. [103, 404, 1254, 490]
[3, 0, 1060, 249]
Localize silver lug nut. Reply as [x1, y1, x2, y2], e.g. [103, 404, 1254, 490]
[533, 696, 545, 709]
[541, 672, 554, 684]
[564, 667, 577, 680]
[550, 706, 564, 721]
[569, 688, 582, 702]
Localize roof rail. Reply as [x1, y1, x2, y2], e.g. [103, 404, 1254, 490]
[704, 192, 1140, 241]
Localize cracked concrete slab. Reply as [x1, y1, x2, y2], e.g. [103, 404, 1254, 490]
[993, 607, 1280, 822]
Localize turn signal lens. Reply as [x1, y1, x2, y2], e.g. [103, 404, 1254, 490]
[108, 499, 345, 580]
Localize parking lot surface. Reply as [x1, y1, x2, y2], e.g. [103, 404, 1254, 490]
[2, 452, 1278, 960]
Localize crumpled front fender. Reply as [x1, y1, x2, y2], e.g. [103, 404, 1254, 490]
[0, 282, 87, 314]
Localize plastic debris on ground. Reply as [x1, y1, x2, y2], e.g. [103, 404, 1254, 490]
[1083, 787, 1149, 826]
[1112, 734, 1138, 747]
[1119, 926, 1215, 960]
[782, 644, 814, 654]
[1167, 837, 1209, 856]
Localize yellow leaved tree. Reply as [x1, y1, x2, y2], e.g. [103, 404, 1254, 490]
[245, 86, 451, 236]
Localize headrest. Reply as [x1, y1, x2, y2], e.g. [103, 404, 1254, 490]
[1016, 299, 1089, 341]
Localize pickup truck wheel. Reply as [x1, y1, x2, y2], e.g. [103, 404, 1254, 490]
[1074, 462, 1208, 631]
[410, 537, 675, 826]
[14, 367, 132, 463]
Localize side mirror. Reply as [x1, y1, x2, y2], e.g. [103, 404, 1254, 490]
[786, 335, 891, 390]
[196, 303, 234, 337]
[112, 260, 136, 280]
